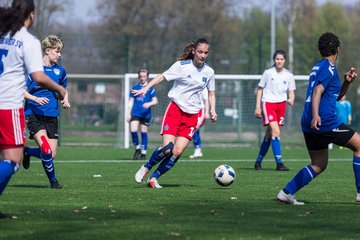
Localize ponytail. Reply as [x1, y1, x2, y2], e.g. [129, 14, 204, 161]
[177, 38, 209, 61]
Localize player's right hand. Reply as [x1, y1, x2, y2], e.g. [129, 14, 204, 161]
[255, 107, 262, 119]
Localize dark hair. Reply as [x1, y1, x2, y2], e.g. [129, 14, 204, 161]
[273, 49, 287, 61]
[177, 38, 209, 61]
[318, 32, 340, 57]
[138, 69, 149, 78]
[0, 0, 35, 37]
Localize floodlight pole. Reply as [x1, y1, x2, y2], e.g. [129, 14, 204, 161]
[270, 0, 275, 63]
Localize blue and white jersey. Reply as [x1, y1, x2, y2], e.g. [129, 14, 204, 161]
[163, 60, 215, 114]
[25, 63, 67, 117]
[301, 59, 342, 133]
[129, 83, 156, 119]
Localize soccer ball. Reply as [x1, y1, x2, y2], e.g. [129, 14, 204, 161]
[214, 164, 236, 187]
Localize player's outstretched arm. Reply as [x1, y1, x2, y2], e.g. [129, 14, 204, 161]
[24, 90, 49, 106]
[31, 71, 66, 100]
[132, 74, 165, 96]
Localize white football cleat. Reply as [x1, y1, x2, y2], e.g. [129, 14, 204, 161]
[277, 190, 304, 205]
[135, 164, 149, 183]
[356, 193, 360, 203]
[147, 177, 162, 189]
[189, 149, 203, 159]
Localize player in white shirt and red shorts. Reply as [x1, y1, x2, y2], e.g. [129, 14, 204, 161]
[134, 38, 217, 188]
[0, 0, 66, 218]
[254, 50, 296, 171]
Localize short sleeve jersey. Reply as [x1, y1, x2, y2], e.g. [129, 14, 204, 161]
[163, 60, 215, 114]
[258, 67, 296, 103]
[0, 27, 43, 109]
[301, 59, 342, 132]
[25, 64, 67, 117]
[129, 83, 156, 119]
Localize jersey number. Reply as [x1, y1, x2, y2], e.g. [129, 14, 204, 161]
[0, 49, 9, 75]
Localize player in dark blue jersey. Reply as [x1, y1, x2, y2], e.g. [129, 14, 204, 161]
[23, 35, 70, 189]
[277, 32, 360, 205]
[127, 69, 158, 160]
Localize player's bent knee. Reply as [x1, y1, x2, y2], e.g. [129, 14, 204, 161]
[40, 135, 52, 154]
[160, 142, 174, 155]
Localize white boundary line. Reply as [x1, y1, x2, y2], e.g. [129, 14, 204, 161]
[29, 158, 353, 163]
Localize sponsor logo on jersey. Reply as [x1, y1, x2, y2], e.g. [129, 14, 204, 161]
[187, 75, 192, 79]
[54, 69, 61, 75]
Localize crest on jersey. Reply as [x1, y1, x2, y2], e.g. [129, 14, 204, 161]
[202, 77, 207, 83]
[54, 69, 61, 75]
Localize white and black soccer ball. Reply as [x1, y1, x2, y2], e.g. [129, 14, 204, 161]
[214, 164, 236, 187]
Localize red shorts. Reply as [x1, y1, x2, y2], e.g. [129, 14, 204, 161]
[196, 108, 206, 129]
[161, 101, 198, 140]
[262, 101, 286, 126]
[0, 108, 26, 149]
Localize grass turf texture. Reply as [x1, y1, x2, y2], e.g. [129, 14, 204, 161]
[1, 147, 360, 240]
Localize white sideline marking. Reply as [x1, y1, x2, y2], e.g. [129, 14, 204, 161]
[30, 158, 353, 163]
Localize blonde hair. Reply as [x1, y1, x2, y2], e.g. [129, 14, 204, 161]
[42, 35, 64, 51]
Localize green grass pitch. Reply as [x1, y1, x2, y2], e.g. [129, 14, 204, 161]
[1, 147, 360, 240]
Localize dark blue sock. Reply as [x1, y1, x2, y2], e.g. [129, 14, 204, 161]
[145, 148, 167, 170]
[151, 154, 179, 179]
[256, 137, 271, 162]
[192, 130, 201, 148]
[271, 137, 282, 164]
[141, 132, 148, 151]
[131, 131, 139, 148]
[27, 147, 41, 158]
[41, 152, 56, 182]
[284, 165, 317, 195]
[353, 156, 360, 193]
[0, 160, 18, 196]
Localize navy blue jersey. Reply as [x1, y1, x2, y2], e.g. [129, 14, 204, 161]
[25, 64, 67, 117]
[301, 59, 342, 132]
[130, 83, 156, 119]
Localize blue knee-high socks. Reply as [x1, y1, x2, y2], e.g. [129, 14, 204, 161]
[271, 137, 283, 164]
[0, 160, 19, 196]
[353, 156, 360, 194]
[256, 137, 271, 162]
[283, 165, 317, 195]
[41, 152, 56, 182]
[193, 130, 201, 149]
[141, 132, 148, 152]
[151, 154, 179, 179]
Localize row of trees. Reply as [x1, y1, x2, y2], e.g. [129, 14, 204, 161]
[2, 0, 360, 122]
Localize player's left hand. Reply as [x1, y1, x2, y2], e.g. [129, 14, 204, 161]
[287, 98, 294, 106]
[210, 111, 217, 122]
[61, 91, 70, 108]
[344, 67, 357, 82]
[132, 88, 147, 96]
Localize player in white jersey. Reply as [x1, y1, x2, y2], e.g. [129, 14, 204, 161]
[134, 38, 217, 188]
[254, 50, 296, 171]
[0, 0, 66, 218]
